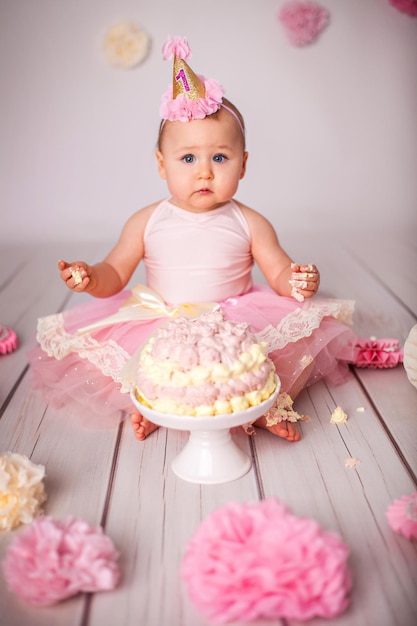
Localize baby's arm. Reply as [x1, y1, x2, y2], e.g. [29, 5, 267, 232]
[239, 203, 320, 299]
[58, 203, 158, 298]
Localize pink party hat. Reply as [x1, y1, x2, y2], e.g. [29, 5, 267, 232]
[159, 36, 224, 122]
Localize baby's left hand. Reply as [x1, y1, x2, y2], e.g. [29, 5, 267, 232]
[289, 263, 320, 301]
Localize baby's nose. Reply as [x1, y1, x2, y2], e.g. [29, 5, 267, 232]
[198, 162, 214, 179]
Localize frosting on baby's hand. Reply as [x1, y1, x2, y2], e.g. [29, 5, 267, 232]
[71, 269, 83, 285]
[289, 263, 319, 301]
[290, 263, 305, 301]
[290, 285, 305, 302]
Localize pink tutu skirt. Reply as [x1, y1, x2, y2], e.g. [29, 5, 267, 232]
[28, 285, 357, 422]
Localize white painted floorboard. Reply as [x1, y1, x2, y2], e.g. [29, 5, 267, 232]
[0, 233, 416, 626]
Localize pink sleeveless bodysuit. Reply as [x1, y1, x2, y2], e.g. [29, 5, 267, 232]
[28, 199, 357, 420]
[144, 199, 253, 303]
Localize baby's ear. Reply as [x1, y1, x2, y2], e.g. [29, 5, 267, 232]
[240, 151, 249, 179]
[155, 150, 166, 179]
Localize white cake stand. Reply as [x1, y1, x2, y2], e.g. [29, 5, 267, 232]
[130, 378, 280, 485]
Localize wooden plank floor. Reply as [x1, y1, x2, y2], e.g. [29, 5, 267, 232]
[1, 231, 416, 626]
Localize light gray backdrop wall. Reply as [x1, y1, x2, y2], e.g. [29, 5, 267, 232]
[1, 0, 416, 244]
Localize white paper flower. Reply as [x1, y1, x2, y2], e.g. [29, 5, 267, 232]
[0, 452, 47, 531]
[103, 22, 151, 69]
[404, 324, 417, 390]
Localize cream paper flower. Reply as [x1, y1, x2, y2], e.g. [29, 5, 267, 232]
[0, 452, 47, 531]
[103, 22, 151, 69]
[404, 324, 417, 390]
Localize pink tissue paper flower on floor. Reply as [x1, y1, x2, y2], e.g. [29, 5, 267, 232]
[278, 1, 330, 46]
[181, 498, 351, 623]
[389, 0, 417, 16]
[386, 493, 417, 540]
[3, 516, 120, 606]
[354, 338, 403, 368]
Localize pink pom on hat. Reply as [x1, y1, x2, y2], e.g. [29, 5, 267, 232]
[159, 35, 225, 123]
[181, 498, 351, 623]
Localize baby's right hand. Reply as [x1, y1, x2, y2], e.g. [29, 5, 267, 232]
[58, 260, 91, 291]
[289, 263, 320, 301]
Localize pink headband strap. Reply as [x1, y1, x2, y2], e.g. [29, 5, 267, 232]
[220, 103, 245, 137]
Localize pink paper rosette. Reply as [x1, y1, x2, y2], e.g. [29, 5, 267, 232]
[3, 516, 120, 606]
[386, 493, 417, 540]
[389, 0, 417, 16]
[354, 337, 403, 368]
[0, 325, 18, 354]
[181, 498, 351, 623]
[278, 1, 330, 46]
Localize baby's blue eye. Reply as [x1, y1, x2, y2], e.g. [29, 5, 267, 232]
[213, 154, 227, 163]
[182, 154, 195, 163]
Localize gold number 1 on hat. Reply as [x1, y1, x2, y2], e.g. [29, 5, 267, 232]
[175, 68, 190, 92]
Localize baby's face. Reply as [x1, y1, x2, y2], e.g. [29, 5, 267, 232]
[156, 109, 248, 213]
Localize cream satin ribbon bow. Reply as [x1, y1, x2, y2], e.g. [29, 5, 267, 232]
[77, 284, 219, 334]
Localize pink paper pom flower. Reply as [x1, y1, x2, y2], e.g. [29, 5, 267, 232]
[278, 1, 330, 46]
[354, 337, 403, 368]
[0, 452, 47, 531]
[181, 498, 351, 623]
[386, 493, 417, 540]
[389, 0, 417, 16]
[3, 516, 120, 606]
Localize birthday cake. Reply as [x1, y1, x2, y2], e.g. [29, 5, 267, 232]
[134, 311, 277, 416]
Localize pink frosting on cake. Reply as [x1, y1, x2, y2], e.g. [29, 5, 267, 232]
[135, 312, 276, 415]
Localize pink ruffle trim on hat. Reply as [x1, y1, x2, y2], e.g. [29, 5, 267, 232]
[160, 78, 224, 122]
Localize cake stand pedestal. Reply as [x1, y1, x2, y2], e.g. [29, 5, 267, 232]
[172, 428, 251, 484]
[130, 381, 279, 485]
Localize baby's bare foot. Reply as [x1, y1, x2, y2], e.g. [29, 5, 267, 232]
[254, 415, 301, 441]
[130, 411, 159, 441]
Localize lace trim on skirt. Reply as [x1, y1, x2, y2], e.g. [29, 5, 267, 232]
[36, 313, 131, 381]
[255, 299, 355, 352]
